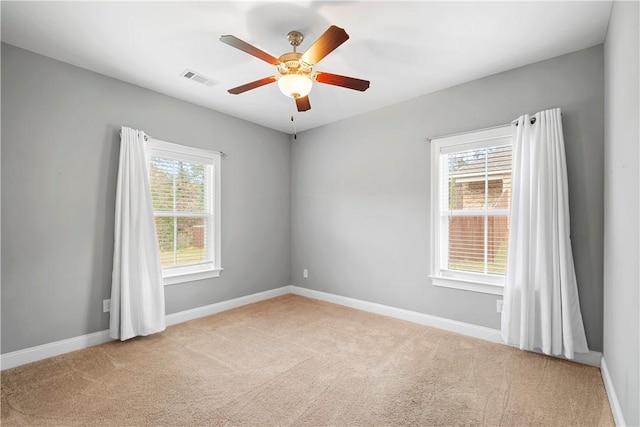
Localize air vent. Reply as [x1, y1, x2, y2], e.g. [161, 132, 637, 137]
[180, 69, 218, 87]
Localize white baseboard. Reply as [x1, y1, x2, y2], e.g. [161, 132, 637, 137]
[288, 286, 602, 367]
[289, 285, 503, 343]
[570, 349, 604, 368]
[0, 330, 112, 371]
[165, 286, 291, 326]
[601, 356, 627, 427]
[0, 285, 602, 371]
[1, 286, 291, 371]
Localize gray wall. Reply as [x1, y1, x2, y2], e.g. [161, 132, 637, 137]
[291, 46, 605, 351]
[1, 42, 609, 358]
[1, 44, 291, 354]
[603, 1, 640, 425]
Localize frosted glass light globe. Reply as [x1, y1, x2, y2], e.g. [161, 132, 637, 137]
[278, 74, 313, 99]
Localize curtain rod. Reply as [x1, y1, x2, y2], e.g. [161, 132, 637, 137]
[119, 131, 228, 158]
[424, 115, 546, 143]
[512, 111, 562, 126]
[513, 117, 537, 126]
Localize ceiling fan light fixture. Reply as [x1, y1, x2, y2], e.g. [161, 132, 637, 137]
[221, 25, 369, 112]
[278, 74, 312, 99]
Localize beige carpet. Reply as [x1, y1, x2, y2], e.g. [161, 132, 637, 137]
[1, 294, 613, 426]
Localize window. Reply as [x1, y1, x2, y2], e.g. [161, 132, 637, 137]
[148, 139, 222, 285]
[430, 126, 512, 295]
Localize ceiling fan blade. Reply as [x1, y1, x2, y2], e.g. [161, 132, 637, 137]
[295, 95, 311, 112]
[220, 35, 281, 65]
[228, 76, 277, 94]
[300, 25, 349, 65]
[315, 72, 370, 92]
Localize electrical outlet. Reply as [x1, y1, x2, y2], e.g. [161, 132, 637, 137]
[303, 269, 308, 278]
[496, 299, 503, 313]
[103, 299, 111, 313]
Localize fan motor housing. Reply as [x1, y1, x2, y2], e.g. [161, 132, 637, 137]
[277, 52, 312, 77]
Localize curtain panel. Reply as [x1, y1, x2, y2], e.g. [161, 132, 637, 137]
[110, 126, 166, 340]
[501, 108, 589, 359]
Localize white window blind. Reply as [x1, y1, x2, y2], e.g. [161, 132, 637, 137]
[440, 145, 512, 275]
[148, 139, 221, 284]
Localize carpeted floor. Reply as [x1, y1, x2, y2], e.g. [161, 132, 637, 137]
[1, 294, 613, 426]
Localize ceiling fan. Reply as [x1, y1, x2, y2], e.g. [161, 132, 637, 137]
[220, 25, 370, 112]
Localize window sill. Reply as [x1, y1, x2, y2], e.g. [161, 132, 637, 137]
[430, 275, 504, 295]
[163, 268, 223, 286]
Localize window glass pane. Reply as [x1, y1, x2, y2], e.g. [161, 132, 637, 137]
[448, 215, 485, 273]
[155, 216, 175, 260]
[446, 146, 512, 211]
[175, 217, 207, 265]
[447, 149, 488, 210]
[487, 215, 509, 275]
[175, 162, 206, 213]
[487, 146, 512, 210]
[149, 157, 176, 211]
[149, 157, 209, 214]
[447, 215, 509, 275]
[156, 217, 208, 268]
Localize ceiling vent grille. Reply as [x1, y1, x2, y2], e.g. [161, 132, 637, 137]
[180, 69, 218, 87]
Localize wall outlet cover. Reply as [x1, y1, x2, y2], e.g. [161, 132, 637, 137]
[303, 269, 308, 278]
[103, 299, 111, 313]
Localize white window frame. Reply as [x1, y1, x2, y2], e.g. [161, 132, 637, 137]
[148, 138, 222, 285]
[429, 125, 512, 295]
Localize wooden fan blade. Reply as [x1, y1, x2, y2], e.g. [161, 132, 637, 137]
[295, 95, 311, 112]
[228, 76, 277, 94]
[301, 25, 349, 65]
[220, 35, 281, 65]
[315, 72, 370, 91]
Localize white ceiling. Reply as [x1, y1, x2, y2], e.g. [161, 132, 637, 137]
[1, 1, 612, 134]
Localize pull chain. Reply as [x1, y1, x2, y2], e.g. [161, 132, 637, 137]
[291, 115, 297, 140]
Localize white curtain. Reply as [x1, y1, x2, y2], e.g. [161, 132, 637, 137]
[501, 108, 589, 359]
[110, 126, 166, 341]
